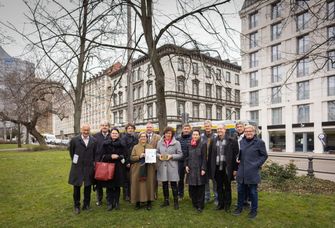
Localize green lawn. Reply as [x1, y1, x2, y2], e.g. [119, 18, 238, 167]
[0, 151, 334, 227]
[0, 144, 39, 150]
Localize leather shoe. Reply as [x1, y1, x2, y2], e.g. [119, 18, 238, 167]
[74, 207, 80, 214]
[135, 202, 141, 210]
[233, 208, 242, 216]
[82, 205, 91, 211]
[248, 211, 257, 219]
[215, 205, 224, 210]
[107, 204, 113, 211]
[96, 201, 102, 206]
[197, 207, 203, 213]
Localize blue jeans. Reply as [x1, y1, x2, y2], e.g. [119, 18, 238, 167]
[205, 179, 218, 202]
[237, 183, 258, 212]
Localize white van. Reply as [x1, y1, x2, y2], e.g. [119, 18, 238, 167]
[43, 134, 57, 144]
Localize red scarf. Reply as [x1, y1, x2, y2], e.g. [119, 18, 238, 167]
[191, 139, 198, 147]
[164, 139, 172, 147]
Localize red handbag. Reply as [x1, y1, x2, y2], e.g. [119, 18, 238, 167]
[95, 162, 115, 181]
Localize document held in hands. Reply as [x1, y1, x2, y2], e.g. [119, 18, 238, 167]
[145, 149, 156, 163]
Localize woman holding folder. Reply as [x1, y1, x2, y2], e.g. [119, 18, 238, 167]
[130, 132, 156, 210]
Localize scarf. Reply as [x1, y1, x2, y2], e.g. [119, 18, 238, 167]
[139, 144, 147, 182]
[191, 139, 198, 147]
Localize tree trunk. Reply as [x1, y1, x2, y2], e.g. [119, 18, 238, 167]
[29, 127, 46, 145]
[25, 126, 29, 144]
[17, 123, 22, 148]
[73, 102, 82, 135]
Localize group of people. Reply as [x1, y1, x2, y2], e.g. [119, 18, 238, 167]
[68, 120, 268, 219]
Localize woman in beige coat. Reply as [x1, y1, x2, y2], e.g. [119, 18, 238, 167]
[130, 132, 156, 210]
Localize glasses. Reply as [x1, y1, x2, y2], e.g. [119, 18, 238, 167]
[244, 130, 254, 133]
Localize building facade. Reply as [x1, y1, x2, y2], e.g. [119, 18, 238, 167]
[53, 44, 241, 135]
[239, 0, 335, 153]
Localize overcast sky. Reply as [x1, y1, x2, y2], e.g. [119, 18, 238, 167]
[0, 0, 244, 64]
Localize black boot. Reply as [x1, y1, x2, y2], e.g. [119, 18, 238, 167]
[146, 201, 152, 210]
[172, 182, 179, 210]
[160, 182, 170, 207]
[135, 202, 141, 210]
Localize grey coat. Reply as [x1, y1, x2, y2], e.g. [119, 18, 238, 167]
[156, 137, 183, 182]
[185, 140, 207, 186]
[236, 136, 268, 184]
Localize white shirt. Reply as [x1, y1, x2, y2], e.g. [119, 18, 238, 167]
[81, 135, 89, 147]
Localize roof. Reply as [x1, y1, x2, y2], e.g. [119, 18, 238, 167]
[241, 0, 259, 10]
[0, 46, 11, 59]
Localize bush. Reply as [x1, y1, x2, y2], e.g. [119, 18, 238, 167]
[261, 160, 297, 189]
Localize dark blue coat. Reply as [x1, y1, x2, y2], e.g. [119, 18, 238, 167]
[68, 135, 97, 186]
[176, 133, 192, 161]
[93, 131, 110, 162]
[236, 136, 268, 184]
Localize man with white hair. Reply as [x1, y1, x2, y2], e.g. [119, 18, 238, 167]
[68, 123, 97, 214]
[233, 125, 268, 219]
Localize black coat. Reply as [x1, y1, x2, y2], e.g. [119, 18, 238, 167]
[93, 131, 110, 162]
[208, 135, 239, 182]
[120, 133, 138, 165]
[97, 138, 126, 188]
[185, 141, 207, 186]
[236, 136, 268, 184]
[68, 135, 97, 186]
[176, 133, 192, 161]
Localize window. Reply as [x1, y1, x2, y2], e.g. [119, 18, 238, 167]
[328, 76, 335, 96]
[329, 101, 335, 120]
[250, 52, 258, 68]
[272, 108, 282, 125]
[297, 81, 310, 100]
[119, 110, 123, 124]
[216, 106, 222, 120]
[226, 88, 232, 101]
[226, 108, 232, 120]
[296, 0, 309, 8]
[137, 67, 142, 80]
[296, 11, 309, 31]
[192, 62, 198, 74]
[133, 88, 136, 100]
[250, 90, 259, 107]
[147, 64, 152, 76]
[271, 44, 281, 62]
[250, 71, 258, 87]
[328, 26, 335, 44]
[271, 86, 282, 104]
[206, 66, 212, 78]
[297, 58, 309, 77]
[216, 69, 222, 80]
[216, 86, 222, 99]
[297, 104, 310, 123]
[147, 103, 153, 119]
[235, 109, 241, 120]
[132, 70, 136, 82]
[235, 90, 240, 102]
[177, 77, 185, 93]
[133, 108, 138, 122]
[235, 74, 240, 85]
[327, 0, 335, 20]
[138, 106, 143, 121]
[177, 101, 185, 116]
[178, 58, 184, 71]
[250, 110, 259, 124]
[113, 94, 117, 106]
[206, 105, 212, 119]
[192, 80, 199, 96]
[328, 51, 335, 70]
[137, 85, 142, 99]
[192, 103, 200, 118]
[205, 83, 212, 97]
[113, 111, 118, 124]
[271, 65, 282, 83]
[118, 92, 123, 104]
[249, 11, 258, 29]
[297, 35, 310, 54]
[226, 72, 231, 82]
[271, 23, 282, 40]
[147, 80, 153, 96]
[271, 1, 282, 19]
[249, 32, 258, 48]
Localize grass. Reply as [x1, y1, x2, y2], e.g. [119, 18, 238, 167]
[0, 144, 39, 150]
[0, 150, 334, 227]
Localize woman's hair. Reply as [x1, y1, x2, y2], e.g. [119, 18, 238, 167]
[163, 126, 175, 137]
[111, 127, 120, 134]
[192, 129, 201, 136]
[138, 131, 147, 139]
[125, 123, 136, 130]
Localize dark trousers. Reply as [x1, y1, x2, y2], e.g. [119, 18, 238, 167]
[177, 161, 185, 197]
[96, 185, 104, 202]
[237, 183, 258, 212]
[107, 187, 120, 206]
[215, 167, 232, 209]
[162, 181, 178, 200]
[73, 185, 91, 208]
[123, 168, 131, 200]
[189, 185, 205, 209]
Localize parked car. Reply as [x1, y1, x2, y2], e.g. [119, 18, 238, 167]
[42, 134, 57, 144]
[61, 139, 70, 146]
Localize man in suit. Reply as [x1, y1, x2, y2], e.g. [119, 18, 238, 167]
[68, 123, 97, 214]
[233, 125, 268, 219]
[93, 121, 110, 206]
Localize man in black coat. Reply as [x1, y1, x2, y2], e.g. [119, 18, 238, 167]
[68, 123, 97, 214]
[120, 123, 138, 201]
[233, 125, 268, 219]
[208, 124, 238, 212]
[93, 121, 110, 206]
[176, 123, 192, 200]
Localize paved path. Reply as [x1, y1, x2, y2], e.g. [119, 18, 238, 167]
[268, 152, 335, 182]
